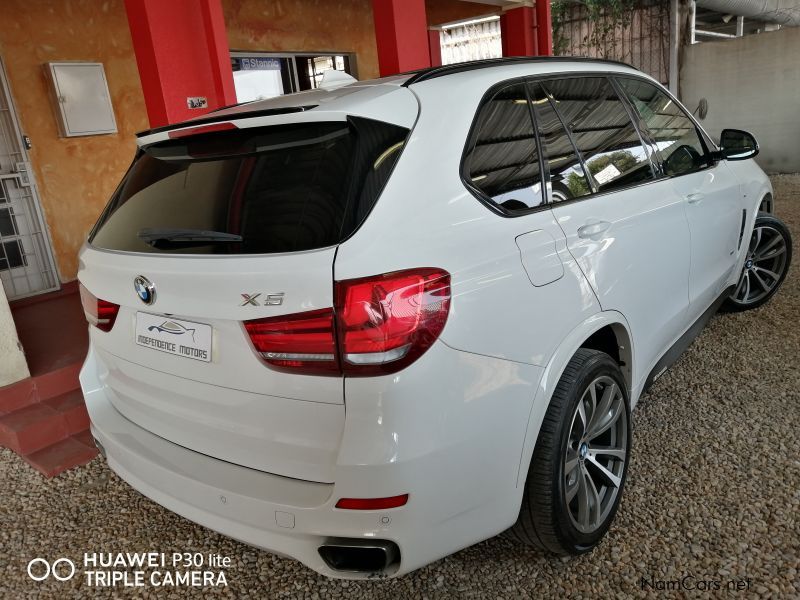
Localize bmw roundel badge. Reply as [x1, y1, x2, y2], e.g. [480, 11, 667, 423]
[134, 275, 156, 306]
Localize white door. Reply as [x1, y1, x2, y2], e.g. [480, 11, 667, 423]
[537, 76, 692, 381]
[671, 163, 742, 317]
[614, 76, 743, 321]
[0, 58, 58, 300]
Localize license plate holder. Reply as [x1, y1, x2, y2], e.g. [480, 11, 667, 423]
[135, 313, 212, 362]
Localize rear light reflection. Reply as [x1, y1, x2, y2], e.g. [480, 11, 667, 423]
[167, 122, 237, 139]
[79, 283, 120, 332]
[244, 268, 451, 377]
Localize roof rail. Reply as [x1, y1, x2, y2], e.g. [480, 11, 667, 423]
[402, 56, 638, 86]
[135, 105, 318, 139]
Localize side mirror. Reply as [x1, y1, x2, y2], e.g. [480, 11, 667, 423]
[718, 129, 759, 161]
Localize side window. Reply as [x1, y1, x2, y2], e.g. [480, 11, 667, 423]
[528, 82, 592, 202]
[542, 77, 655, 194]
[463, 82, 544, 214]
[617, 77, 710, 177]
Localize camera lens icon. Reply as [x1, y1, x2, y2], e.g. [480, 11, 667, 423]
[27, 558, 76, 582]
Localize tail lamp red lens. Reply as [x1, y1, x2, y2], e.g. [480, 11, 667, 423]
[79, 283, 120, 332]
[243, 308, 338, 376]
[335, 494, 409, 510]
[244, 268, 450, 376]
[336, 268, 451, 375]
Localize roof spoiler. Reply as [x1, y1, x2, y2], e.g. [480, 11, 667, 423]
[135, 105, 318, 139]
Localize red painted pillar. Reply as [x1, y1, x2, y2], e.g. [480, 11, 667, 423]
[125, 0, 237, 127]
[500, 5, 538, 57]
[371, 0, 431, 76]
[535, 0, 554, 56]
[428, 29, 442, 67]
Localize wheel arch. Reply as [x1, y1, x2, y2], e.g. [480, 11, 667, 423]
[577, 323, 633, 393]
[514, 311, 634, 488]
[760, 192, 774, 214]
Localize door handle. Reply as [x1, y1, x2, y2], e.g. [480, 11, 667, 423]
[577, 221, 612, 239]
[686, 193, 704, 204]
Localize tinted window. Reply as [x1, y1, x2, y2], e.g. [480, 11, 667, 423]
[528, 82, 592, 202]
[90, 118, 408, 254]
[1, 240, 26, 271]
[463, 83, 544, 213]
[617, 78, 710, 176]
[542, 77, 654, 193]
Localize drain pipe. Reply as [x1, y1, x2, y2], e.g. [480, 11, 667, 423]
[669, 0, 680, 94]
[695, 0, 800, 26]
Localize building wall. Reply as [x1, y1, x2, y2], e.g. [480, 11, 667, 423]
[554, 0, 671, 85]
[0, 283, 29, 386]
[0, 0, 148, 284]
[224, 0, 381, 79]
[681, 27, 800, 173]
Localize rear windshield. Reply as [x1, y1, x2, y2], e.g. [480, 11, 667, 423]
[89, 117, 408, 254]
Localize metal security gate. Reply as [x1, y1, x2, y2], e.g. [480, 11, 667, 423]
[0, 58, 58, 300]
[440, 17, 502, 65]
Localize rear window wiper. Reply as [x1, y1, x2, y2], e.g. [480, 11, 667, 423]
[138, 228, 243, 248]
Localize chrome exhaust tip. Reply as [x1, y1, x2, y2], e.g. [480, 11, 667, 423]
[318, 538, 400, 574]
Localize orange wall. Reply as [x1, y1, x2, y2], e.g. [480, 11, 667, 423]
[0, 0, 148, 282]
[224, 0, 381, 80]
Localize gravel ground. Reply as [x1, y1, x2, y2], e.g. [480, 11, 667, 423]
[1, 175, 798, 599]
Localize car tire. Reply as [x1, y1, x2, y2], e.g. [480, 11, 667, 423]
[723, 212, 792, 312]
[508, 348, 631, 555]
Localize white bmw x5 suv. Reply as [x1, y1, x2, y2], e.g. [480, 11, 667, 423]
[79, 58, 792, 578]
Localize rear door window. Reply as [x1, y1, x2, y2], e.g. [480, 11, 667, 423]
[89, 117, 408, 254]
[462, 82, 545, 214]
[541, 77, 655, 194]
[528, 82, 593, 202]
[616, 77, 711, 177]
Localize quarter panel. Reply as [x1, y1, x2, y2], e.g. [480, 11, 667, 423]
[338, 341, 543, 527]
[514, 311, 634, 487]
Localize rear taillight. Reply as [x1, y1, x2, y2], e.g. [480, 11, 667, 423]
[244, 268, 450, 377]
[79, 283, 120, 332]
[336, 268, 450, 375]
[243, 308, 339, 376]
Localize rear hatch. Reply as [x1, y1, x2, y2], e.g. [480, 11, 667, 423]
[79, 107, 410, 482]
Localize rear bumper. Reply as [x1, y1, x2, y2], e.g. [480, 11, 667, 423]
[81, 341, 545, 578]
[85, 375, 336, 574]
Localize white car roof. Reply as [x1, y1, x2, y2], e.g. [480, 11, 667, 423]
[136, 58, 648, 147]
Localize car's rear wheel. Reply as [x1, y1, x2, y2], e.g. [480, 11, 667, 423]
[508, 348, 630, 554]
[724, 213, 792, 312]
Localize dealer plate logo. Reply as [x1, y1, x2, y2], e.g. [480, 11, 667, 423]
[135, 313, 212, 362]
